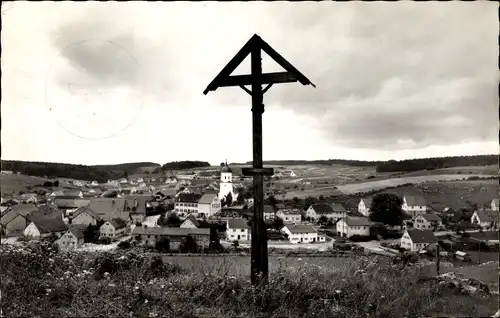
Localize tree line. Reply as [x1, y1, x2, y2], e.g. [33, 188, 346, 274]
[1, 160, 159, 183]
[156, 161, 211, 172]
[375, 155, 497, 173]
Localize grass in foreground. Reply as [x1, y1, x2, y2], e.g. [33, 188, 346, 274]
[1, 242, 498, 318]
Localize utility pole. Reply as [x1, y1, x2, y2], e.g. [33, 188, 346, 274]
[203, 34, 315, 285]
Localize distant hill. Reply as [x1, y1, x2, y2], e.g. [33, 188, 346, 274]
[244, 159, 380, 167]
[244, 155, 498, 173]
[1, 160, 161, 183]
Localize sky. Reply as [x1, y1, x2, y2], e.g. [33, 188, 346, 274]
[2, 1, 498, 166]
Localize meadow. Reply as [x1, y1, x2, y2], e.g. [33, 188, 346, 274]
[335, 174, 496, 195]
[0, 173, 50, 195]
[339, 179, 498, 212]
[1, 242, 499, 318]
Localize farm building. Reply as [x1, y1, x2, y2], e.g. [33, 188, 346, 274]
[400, 229, 437, 252]
[23, 218, 68, 239]
[357, 198, 373, 217]
[52, 198, 91, 214]
[281, 224, 322, 244]
[336, 216, 371, 238]
[402, 196, 428, 218]
[306, 204, 344, 221]
[413, 214, 443, 231]
[131, 226, 210, 249]
[470, 209, 499, 229]
[225, 218, 251, 242]
[89, 198, 130, 222]
[180, 215, 201, 228]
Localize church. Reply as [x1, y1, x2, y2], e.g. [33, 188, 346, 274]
[218, 161, 238, 202]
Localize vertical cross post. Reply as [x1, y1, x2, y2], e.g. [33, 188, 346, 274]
[203, 34, 315, 287]
[250, 45, 268, 285]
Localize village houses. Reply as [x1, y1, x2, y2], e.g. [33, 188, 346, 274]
[0, 204, 38, 236]
[89, 198, 131, 222]
[56, 227, 85, 250]
[180, 214, 201, 228]
[99, 218, 128, 240]
[132, 226, 210, 249]
[226, 218, 251, 242]
[52, 198, 91, 215]
[23, 218, 68, 239]
[306, 204, 345, 221]
[275, 208, 302, 223]
[69, 206, 102, 226]
[357, 198, 373, 217]
[471, 209, 499, 229]
[336, 216, 371, 238]
[413, 214, 443, 230]
[263, 205, 275, 220]
[402, 195, 428, 218]
[400, 228, 438, 252]
[281, 224, 323, 244]
[174, 193, 221, 219]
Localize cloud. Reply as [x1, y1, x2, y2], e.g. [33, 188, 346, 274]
[209, 2, 498, 149]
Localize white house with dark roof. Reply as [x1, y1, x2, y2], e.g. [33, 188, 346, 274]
[413, 214, 443, 230]
[70, 206, 102, 226]
[490, 199, 499, 211]
[336, 216, 371, 238]
[124, 195, 151, 223]
[358, 198, 373, 217]
[281, 224, 322, 244]
[225, 218, 251, 242]
[400, 229, 438, 252]
[402, 196, 427, 218]
[275, 208, 302, 223]
[174, 193, 203, 218]
[197, 193, 221, 218]
[471, 209, 499, 229]
[56, 228, 84, 249]
[99, 218, 128, 239]
[306, 204, 344, 221]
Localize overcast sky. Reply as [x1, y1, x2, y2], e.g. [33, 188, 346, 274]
[2, 1, 498, 166]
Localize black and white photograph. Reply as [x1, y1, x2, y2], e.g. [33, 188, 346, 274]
[1, 1, 499, 317]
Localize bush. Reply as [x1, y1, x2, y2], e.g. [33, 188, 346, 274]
[96, 237, 111, 245]
[348, 235, 373, 242]
[118, 241, 131, 249]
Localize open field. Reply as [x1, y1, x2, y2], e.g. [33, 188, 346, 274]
[335, 174, 496, 195]
[0, 174, 50, 195]
[340, 179, 498, 211]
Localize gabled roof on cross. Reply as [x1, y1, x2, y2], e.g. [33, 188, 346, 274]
[203, 34, 315, 95]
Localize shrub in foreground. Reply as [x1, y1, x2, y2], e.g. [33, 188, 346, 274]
[0, 242, 497, 318]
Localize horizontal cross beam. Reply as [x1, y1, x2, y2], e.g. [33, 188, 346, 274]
[217, 72, 298, 88]
[242, 167, 274, 176]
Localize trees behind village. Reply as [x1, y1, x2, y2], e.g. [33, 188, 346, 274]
[369, 193, 404, 226]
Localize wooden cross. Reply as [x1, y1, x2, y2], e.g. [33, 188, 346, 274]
[203, 34, 315, 285]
